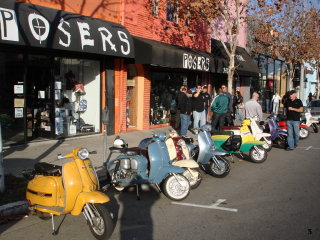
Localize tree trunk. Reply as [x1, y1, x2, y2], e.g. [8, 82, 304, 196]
[227, 55, 235, 92]
[299, 62, 305, 104]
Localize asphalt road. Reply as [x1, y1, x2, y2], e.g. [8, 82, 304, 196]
[1, 131, 320, 240]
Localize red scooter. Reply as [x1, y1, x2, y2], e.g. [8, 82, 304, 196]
[276, 115, 309, 139]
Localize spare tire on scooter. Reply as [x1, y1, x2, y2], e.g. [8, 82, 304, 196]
[249, 146, 267, 163]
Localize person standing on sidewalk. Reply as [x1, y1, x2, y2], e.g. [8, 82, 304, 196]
[202, 85, 211, 123]
[271, 92, 281, 115]
[221, 84, 234, 126]
[178, 87, 193, 137]
[192, 85, 206, 130]
[284, 90, 303, 151]
[244, 92, 263, 121]
[174, 86, 185, 130]
[211, 87, 229, 132]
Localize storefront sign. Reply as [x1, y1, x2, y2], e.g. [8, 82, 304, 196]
[0, 0, 134, 58]
[14, 108, 23, 118]
[183, 54, 210, 71]
[14, 85, 23, 94]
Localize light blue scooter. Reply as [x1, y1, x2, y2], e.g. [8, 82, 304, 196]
[187, 125, 231, 178]
[104, 132, 190, 201]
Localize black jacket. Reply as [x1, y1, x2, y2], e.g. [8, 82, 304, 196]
[178, 93, 192, 115]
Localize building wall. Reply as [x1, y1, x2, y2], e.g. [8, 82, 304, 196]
[18, 0, 122, 23]
[123, 0, 211, 52]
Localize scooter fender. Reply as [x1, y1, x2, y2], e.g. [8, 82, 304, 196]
[151, 166, 184, 184]
[255, 133, 271, 141]
[172, 160, 199, 169]
[70, 191, 110, 216]
[197, 149, 227, 165]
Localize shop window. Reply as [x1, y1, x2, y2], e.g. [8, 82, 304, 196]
[166, 1, 179, 24]
[126, 65, 138, 129]
[152, 0, 159, 17]
[0, 52, 25, 146]
[54, 58, 100, 137]
[150, 71, 199, 126]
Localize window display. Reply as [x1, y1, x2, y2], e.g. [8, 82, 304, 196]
[54, 58, 100, 137]
[150, 71, 199, 126]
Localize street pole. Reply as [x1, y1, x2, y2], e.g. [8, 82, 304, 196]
[102, 108, 109, 165]
[0, 122, 5, 193]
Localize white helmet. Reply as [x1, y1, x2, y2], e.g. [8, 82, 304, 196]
[113, 138, 127, 148]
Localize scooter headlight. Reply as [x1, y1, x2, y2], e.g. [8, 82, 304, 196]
[78, 148, 89, 160]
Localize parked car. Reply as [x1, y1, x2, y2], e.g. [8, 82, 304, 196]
[306, 99, 320, 122]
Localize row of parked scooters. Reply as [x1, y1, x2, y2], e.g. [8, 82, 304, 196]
[21, 111, 318, 240]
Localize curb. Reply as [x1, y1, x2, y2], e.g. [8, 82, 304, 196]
[0, 200, 29, 218]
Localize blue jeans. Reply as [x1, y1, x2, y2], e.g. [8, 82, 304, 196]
[287, 120, 300, 149]
[193, 110, 206, 129]
[180, 114, 191, 136]
[272, 102, 279, 114]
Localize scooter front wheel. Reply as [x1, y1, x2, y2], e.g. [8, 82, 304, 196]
[262, 137, 273, 152]
[182, 168, 202, 189]
[85, 203, 113, 240]
[299, 128, 309, 139]
[162, 174, 190, 201]
[208, 156, 230, 178]
[249, 146, 267, 163]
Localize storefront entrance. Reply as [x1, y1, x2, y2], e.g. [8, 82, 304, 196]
[26, 55, 53, 141]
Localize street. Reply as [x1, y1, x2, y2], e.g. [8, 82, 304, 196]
[1, 131, 320, 240]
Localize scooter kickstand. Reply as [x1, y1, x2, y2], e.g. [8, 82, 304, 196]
[136, 184, 141, 200]
[51, 213, 58, 235]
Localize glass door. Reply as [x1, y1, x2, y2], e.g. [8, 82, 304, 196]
[26, 55, 54, 141]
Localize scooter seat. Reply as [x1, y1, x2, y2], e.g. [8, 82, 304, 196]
[34, 162, 62, 176]
[212, 131, 234, 136]
[182, 137, 193, 144]
[109, 146, 147, 156]
[221, 126, 241, 130]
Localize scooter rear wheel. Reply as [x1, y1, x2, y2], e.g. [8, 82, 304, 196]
[86, 203, 113, 240]
[162, 174, 190, 201]
[208, 156, 230, 178]
[182, 168, 202, 189]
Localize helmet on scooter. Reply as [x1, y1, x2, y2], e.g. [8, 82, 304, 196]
[113, 138, 128, 148]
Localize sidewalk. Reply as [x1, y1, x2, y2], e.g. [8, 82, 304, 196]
[2, 125, 181, 179]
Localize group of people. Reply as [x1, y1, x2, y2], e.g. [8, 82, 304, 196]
[175, 85, 211, 137]
[174, 84, 303, 152]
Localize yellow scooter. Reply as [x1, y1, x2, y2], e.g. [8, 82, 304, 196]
[22, 147, 113, 240]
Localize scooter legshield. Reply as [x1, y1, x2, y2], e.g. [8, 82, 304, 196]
[151, 166, 184, 184]
[70, 191, 110, 216]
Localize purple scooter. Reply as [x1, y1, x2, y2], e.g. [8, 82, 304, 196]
[264, 114, 287, 148]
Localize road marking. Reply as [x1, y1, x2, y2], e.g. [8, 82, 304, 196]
[172, 199, 238, 212]
[306, 146, 312, 151]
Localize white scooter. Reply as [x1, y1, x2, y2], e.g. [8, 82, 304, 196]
[302, 109, 319, 133]
[249, 116, 273, 151]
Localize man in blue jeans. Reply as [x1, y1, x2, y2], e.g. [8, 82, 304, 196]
[284, 90, 303, 151]
[178, 87, 193, 137]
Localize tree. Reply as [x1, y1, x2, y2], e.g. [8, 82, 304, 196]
[148, 0, 250, 92]
[248, 0, 320, 92]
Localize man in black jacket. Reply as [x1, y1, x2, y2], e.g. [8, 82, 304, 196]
[178, 87, 192, 137]
[284, 90, 303, 150]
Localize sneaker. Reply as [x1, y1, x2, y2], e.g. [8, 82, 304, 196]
[285, 148, 294, 151]
[294, 144, 297, 148]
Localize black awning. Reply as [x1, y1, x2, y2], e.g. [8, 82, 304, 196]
[211, 39, 259, 77]
[0, 0, 134, 58]
[133, 36, 215, 72]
